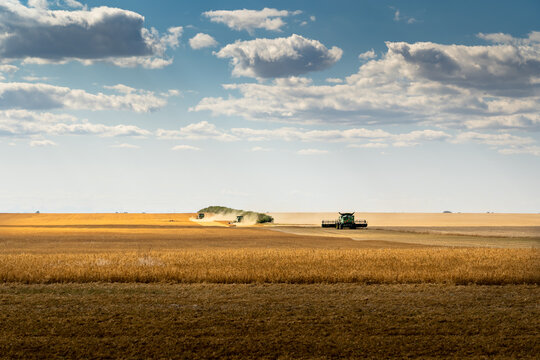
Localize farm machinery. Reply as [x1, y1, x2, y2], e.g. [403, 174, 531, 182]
[229, 215, 244, 225]
[322, 212, 368, 229]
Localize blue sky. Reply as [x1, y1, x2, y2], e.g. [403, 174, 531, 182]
[1, 0, 539, 213]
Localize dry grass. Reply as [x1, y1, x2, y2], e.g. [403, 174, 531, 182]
[1, 248, 538, 284]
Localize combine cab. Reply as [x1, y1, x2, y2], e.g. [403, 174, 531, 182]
[322, 212, 368, 229]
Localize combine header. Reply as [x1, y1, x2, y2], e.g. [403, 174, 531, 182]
[322, 212, 368, 229]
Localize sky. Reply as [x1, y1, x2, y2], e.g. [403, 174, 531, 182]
[0, 0, 539, 213]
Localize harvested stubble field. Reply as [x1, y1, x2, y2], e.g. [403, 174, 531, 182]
[1, 213, 539, 358]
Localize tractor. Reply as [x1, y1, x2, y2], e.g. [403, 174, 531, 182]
[322, 212, 368, 229]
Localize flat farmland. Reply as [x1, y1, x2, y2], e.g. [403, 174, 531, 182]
[0, 213, 539, 358]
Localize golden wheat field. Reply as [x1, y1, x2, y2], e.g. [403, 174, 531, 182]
[0, 212, 538, 284]
[1, 248, 538, 284]
[1, 213, 539, 358]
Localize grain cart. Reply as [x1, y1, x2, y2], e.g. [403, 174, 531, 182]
[322, 212, 368, 229]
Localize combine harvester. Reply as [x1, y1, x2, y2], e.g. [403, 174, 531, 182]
[322, 212, 368, 229]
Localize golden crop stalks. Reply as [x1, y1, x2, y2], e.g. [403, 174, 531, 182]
[1, 248, 538, 284]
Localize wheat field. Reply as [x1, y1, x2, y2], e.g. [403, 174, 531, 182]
[1, 213, 539, 284]
[1, 248, 538, 284]
[1, 213, 539, 358]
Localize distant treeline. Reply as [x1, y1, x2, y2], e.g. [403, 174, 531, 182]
[198, 206, 274, 224]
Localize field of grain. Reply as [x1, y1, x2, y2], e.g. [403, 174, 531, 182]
[1, 213, 538, 358]
[1, 248, 538, 284]
[1, 213, 538, 284]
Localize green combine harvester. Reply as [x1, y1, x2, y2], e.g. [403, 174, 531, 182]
[322, 212, 368, 229]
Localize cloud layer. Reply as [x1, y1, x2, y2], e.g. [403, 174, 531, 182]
[0, 82, 171, 112]
[195, 32, 540, 131]
[215, 34, 343, 78]
[0, 1, 182, 68]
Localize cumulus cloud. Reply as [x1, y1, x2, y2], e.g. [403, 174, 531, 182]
[215, 34, 342, 78]
[203, 8, 301, 34]
[171, 144, 200, 151]
[0, 82, 170, 112]
[358, 49, 376, 60]
[0, 1, 182, 68]
[0, 64, 18, 74]
[194, 33, 540, 132]
[189, 33, 218, 49]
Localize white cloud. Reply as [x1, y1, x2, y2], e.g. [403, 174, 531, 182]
[110, 143, 140, 149]
[326, 78, 343, 83]
[230, 126, 392, 142]
[298, 148, 328, 155]
[194, 33, 540, 131]
[349, 142, 388, 149]
[452, 132, 534, 146]
[0, 64, 18, 74]
[189, 33, 218, 50]
[22, 75, 49, 82]
[0, 109, 151, 138]
[358, 49, 376, 60]
[215, 34, 343, 78]
[30, 139, 56, 147]
[203, 8, 300, 34]
[0, 82, 168, 112]
[498, 145, 540, 156]
[251, 146, 272, 152]
[28, 0, 48, 9]
[172, 144, 201, 151]
[391, 129, 451, 147]
[156, 121, 238, 141]
[153, 121, 453, 148]
[0, 1, 182, 68]
[63, 0, 84, 9]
